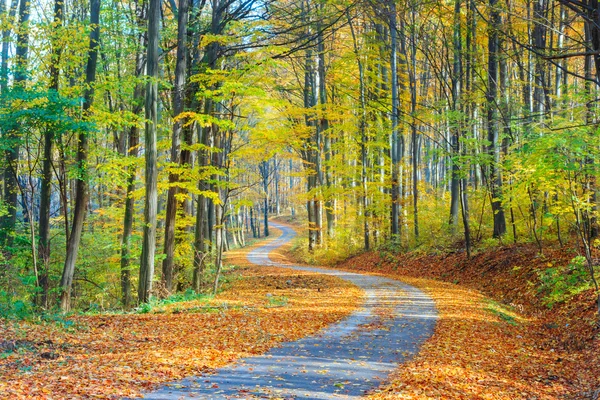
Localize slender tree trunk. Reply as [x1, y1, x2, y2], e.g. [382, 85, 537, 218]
[487, 0, 507, 238]
[316, 18, 334, 240]
[212, 203, 223, 295]
[60, 0, 100, 312]
[0, 0, 17, 94]
[348, 12, 369, 250]
[138, 0, 160, 304]
[390, 1, 401, 239]
[37, 0, 65, 309]
[120, 3, 146, 307]
[582, 12, 599, 239]
[120, 124, 138, 308]
[162, 0, 189, 294]
[194, 104, 212, 292]
[193, 187, 207, 291]
[259, 160, 270, 237]
[263, 197, 269, 237]
[274, 157, 280, 215]
[289, 159, 295, 217]
[449, 0, 462, 230]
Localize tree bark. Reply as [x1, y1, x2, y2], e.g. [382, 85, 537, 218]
[37, 0, 64, 309]
[138, 0, 160, 304]
[389, 1, 400, 240]
[487, 0, 507, 238]
[60, 0, 100, 312]
[162, 0, 189, 294]
[449, 0, 462, 229]
[348, 12, 369, 250]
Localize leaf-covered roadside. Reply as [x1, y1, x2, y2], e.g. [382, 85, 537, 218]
[0, 231, 363, 399]
[335, 246, 599, 399]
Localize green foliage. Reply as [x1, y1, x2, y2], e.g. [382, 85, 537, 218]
[484, 299, 521, 326]
[536, 256, 593, 308]
[265, 294, 288, 308]
[0, 87, 92, 139]
[0, 291, 33, 320]
[39, 312, 77, 330]
[134, 289, 210, 314]
[162, 289, 208, 304]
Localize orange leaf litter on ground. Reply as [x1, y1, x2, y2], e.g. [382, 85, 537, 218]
[0, 227, 363, 399]
[333, 252, 600, 400]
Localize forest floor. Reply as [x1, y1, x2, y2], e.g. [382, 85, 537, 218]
[0, 228, 363, 398]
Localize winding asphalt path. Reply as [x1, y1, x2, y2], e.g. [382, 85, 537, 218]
[141, 222, 437, 399]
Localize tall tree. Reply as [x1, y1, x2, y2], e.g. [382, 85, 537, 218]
[162, 0, 190, 294]
[120, 0, 147, 308]
[389, 0, 401, 240]
[138, 0, 160, 304]
[38, 0, 65, 308]
[347, 10, 369, 250]
[60, 0, 101, 312]
[486, 0, 507, 238]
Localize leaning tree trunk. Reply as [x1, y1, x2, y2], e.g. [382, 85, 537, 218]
[59, 0, 100, 312]
[37, 0, 64, 309]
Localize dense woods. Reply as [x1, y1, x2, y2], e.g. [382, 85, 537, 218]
[0, 0, 598, 316]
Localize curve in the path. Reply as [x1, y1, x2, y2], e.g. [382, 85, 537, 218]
[141, 222, 437, 399]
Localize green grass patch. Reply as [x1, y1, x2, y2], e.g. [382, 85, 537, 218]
[484, 299, 522, 326]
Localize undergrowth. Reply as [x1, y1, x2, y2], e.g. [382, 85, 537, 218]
[536, 255, 595, 308]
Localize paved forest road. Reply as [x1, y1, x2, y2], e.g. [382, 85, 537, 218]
[141, 222, 437, 399]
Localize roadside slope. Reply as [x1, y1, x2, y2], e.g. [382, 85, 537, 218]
[336, 248, 599, 399]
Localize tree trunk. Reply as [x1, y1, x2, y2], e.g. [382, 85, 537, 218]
[348, 12, 369, 250]
[120, 122, 138, 309]
[60, 0, 100, 312]
[389, 1, 400, 239]
[37, 0, 65, 309]
[0, 0, 17, 93]
[138, 0, 160, 304]
[162, 0, 189, 294]
[449, 0, 462, 229]
[316, 19, 334, 240]
[487, 0, 507, 238]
